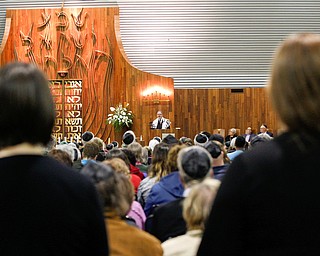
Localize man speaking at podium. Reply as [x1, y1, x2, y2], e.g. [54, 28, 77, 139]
[151, 111, 171, 129]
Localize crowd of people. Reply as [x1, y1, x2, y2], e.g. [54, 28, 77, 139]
[2, 32, 320, 255]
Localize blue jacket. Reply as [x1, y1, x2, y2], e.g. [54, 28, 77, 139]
[144, 172, 184, 216]
[213, 164, 229, 181]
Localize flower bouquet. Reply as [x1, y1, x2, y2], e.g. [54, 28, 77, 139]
[107, 103, 134, 132]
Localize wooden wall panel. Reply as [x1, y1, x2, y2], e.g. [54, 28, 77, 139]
[173, 88, 280, 140]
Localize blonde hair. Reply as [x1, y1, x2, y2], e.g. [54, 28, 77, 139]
[92, 137, 105, 151]
[103, 158, 130, 177]
[183, 178, 220, 231]
[166, 144, 187, 175]
[269, 33, 320, 133]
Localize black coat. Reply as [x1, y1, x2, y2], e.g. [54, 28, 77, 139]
[198, 131, 320, 256]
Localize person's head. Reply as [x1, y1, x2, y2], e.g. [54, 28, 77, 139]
[121, 148, 137, 166]
[48, 149, 73, 167]
[106, 143, 114, 151]
[122, 130, 136, 147]
[56, 143, 75, 162]
[127, 142, 143, 163]
[235, 136, 246, 149]
[209, 134, 224, 145]
[166, 144, 187, 174]
[148, 138, 160, 151]
[194, 133, 209, 146]
[82, 131, 94, 144]
[141, 147, 149, 165]
[162, 134, 179, 146]
[200, 131, 211, 139]
[92, 137, 105, 151]
[153, 136, 162, 143]
[228, 128, 236, 136]
[245, 127, 252, 135]
[103, 158, 130, 178]
[204, 140, 226, 167]
[157, 111, 163, 119]
[111, 141, 119, 148]
[83, 141, 100, 159]
[259, 124, 268, 134]
[149, 143, 170, 179]
[179, 137, 193, 146]
[177, 146, 213, 186]
[183, 178, 220, 231]
[269, 33, 320, 133]
[204, 141, 222, 159]
[249, 133, 272, 149]
[81, 161, 134, 217]
[105, 148, 131, 168]
[0, 62, 55, 149]
[68, 143, 81, 161]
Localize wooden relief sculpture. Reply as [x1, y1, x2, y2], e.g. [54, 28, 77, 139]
[0, 6, 174, 143]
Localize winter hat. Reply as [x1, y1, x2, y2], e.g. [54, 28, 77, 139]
[194, 133, 209, 146]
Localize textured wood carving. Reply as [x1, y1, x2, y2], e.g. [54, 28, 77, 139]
[0, 7, 174, 143]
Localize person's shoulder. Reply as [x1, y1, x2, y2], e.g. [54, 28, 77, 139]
[127, 224, 162, 246]
[43, 156, 95, 188]
[155, 198, 184, 214]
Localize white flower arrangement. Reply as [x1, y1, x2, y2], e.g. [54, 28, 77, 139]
[107, 103, 134, 132]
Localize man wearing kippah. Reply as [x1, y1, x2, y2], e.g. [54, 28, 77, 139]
[151, 111, 171, 129]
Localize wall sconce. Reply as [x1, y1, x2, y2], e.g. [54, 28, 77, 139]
[142, 86, 171, 104]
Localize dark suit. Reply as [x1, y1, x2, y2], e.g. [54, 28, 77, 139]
[243, 133, 256, 142]
[149, 198, 187, 242]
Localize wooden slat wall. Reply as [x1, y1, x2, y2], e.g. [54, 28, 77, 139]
[173, 88, 280, 140]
